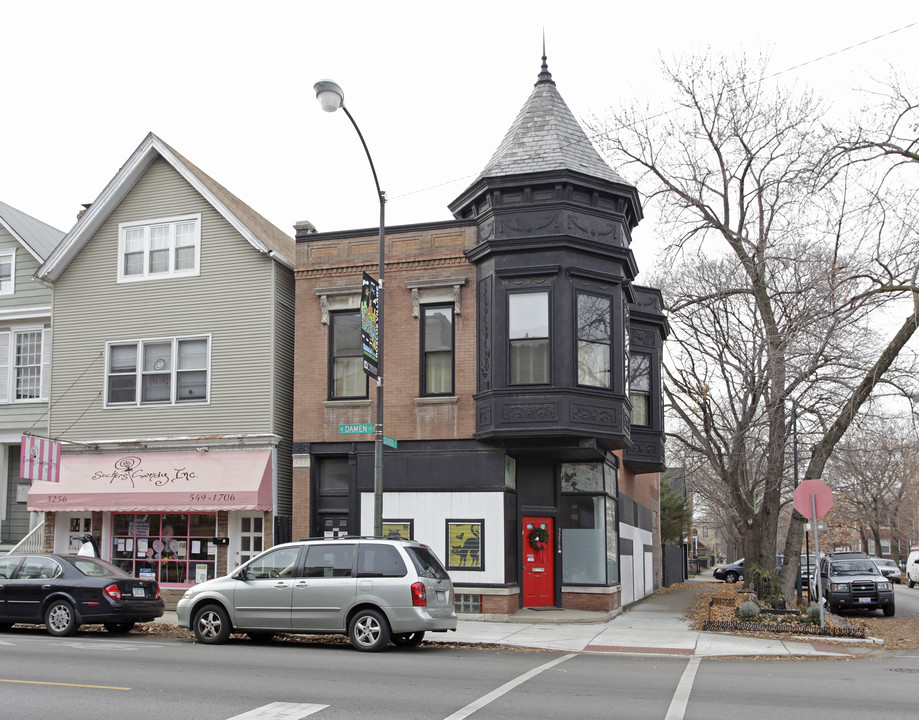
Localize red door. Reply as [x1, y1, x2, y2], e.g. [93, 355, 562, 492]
[522, 516, 554, 607]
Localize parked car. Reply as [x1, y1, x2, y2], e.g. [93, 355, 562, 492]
[713, 555, 783, 583]
[811, 552, 894, 616]
[800, 554, 818, 585]
[0, 553, 164, 636]
[906, 549, 919, 588]
[176, 537, 457, 651]
[871, 557, 902, 583]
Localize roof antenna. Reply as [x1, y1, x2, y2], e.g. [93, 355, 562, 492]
[536, 29, 555, 86]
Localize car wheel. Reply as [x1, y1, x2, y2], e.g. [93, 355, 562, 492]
[348, 608, 390, 652]
[247, 631, 275, 642]
[909, 578, 915, 588]
[104, 622, 135, 634]
[883, 602, 895, 617]
[193, 604, 232, 644]
[45, 599, 78, 637]
[725, 571, 739, 583]
[391, 631, 425, 647]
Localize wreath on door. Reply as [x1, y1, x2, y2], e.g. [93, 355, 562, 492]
[527, 527, 549, 552]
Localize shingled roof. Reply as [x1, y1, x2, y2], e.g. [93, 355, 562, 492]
[475, 55, 629, 186]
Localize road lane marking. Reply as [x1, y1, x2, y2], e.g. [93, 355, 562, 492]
[0, 678, 130, 691]
[225, 702, 329, 719]
[442, 653, 577, 720]
[665, 657, 701, 720]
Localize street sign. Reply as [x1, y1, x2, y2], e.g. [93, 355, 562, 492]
[793, 478, 834, 519]
[339, 424, 374, 434]
[382, 435, 397, 449]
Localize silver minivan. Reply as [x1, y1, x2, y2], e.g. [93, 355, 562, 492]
[176, 537, 456, 651]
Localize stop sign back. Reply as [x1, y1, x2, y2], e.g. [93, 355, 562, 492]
[793, 478, 834, 519]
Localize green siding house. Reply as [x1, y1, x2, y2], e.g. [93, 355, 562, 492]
[0, 200, 64, 551]
[31, 134, 295, 589]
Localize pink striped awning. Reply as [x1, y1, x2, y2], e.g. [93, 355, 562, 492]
[27, 449, 273, 513]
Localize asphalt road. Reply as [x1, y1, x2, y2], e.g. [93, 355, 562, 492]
[1, 627, 918, 720]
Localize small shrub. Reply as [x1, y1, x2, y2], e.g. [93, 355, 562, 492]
[747, 563, 783, 607]
[737, 600, 761, 618]
[806, 603, 821, 621]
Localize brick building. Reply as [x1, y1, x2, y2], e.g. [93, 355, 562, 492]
[292, 56, 668, 616]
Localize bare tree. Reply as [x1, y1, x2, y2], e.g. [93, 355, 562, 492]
[827, 419, 919, 563]
[589, 54, 919, 602]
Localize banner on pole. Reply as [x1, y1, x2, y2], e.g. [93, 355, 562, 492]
[20, 435, 61, 483]
[361, 271, 379, 379]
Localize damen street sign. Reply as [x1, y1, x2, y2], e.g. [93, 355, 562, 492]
[338, 424, 374, 434]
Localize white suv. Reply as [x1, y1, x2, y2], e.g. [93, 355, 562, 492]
[177, 537, 456, 651]
[907, 550, 919, 588]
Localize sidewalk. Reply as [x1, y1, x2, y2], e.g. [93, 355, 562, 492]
[156, 570, 882, 658]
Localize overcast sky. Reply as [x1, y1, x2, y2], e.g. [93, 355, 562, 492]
[2, 1, 916, 274]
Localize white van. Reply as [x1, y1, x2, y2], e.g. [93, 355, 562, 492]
[906, 549, 919, 588]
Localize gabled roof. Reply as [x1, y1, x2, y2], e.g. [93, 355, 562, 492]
[474, 55, 629, 186]
[0, 200, 65, 262]
[37, 132, 295, 282]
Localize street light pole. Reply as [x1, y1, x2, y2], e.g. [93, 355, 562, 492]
[314, 80, 386, 537]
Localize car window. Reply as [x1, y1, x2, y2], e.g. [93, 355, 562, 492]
[0, 556, 22, 579]
[404, 546, 450, 580]
[357, 544, 407, 578]
[831, 561, 879, 575]
[245, 547, 301, 579]
[16, 556, 62, 580]
[304, 544, 354, 578]
[64, 556, 129, 577]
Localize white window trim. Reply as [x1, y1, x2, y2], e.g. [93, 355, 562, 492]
[0, 326, 50, 403]
[0, 249, 15, 296]
[104, 334, 211, 407]
[117, 213, 202, 283]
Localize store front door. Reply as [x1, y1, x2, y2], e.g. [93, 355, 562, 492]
[233, 513, 265, 570]
[522, 516, 554, 607]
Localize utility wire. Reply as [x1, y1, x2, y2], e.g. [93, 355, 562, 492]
[390, 20, 919, 204]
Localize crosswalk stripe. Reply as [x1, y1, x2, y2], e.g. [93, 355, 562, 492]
[225, 702, 329, 719]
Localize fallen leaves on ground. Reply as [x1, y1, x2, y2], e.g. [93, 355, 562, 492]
[679, 581, 919, 649]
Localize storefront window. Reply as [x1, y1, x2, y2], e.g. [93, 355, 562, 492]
[111, 513, 217, 585]
[561, 495, 606, 584]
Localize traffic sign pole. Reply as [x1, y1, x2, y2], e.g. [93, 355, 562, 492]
[812, 493, 824, 628]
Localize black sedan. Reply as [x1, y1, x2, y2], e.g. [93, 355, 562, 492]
[0, 553, 164, 636]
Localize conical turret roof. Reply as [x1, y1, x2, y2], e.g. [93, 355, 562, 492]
[474, 55, 629, 186]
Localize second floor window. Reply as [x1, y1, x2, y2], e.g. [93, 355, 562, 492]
[577, 293, 611, 388]
[15, 331, 43, 400]
[422, 305, 454, 395]
[118, 214, 200, 282]
[0, 328, 49, 403]
[106, 336, 209, 406]
[509, 291, 549, 384]
[330, 312, 367, 399]
[629, 352, 651, 426]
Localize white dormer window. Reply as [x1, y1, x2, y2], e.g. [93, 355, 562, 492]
[0, 250, 14, 295]
[118, 214, 201, 282]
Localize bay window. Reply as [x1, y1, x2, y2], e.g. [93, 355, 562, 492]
[509, 291, 549, 384]
[577, 293, 611, 387]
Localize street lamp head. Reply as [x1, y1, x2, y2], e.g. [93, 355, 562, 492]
[314, 80, 344, 112]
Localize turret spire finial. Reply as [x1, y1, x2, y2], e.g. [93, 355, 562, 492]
[536, 30, 555, 87]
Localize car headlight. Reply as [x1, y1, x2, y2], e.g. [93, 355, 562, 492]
[878, 581, 892, 591]
[182, 589, 196, 600]
[830, 583, 849, 592]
